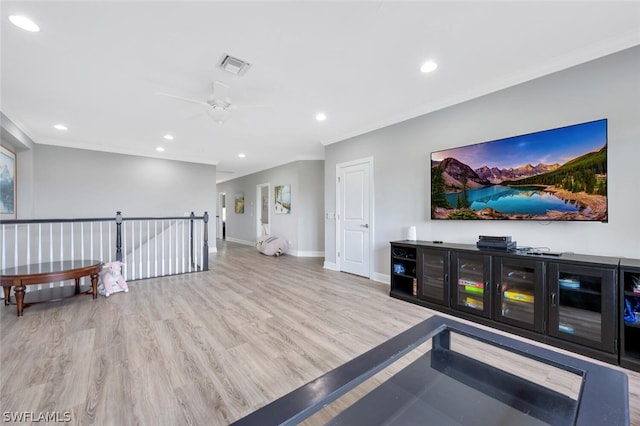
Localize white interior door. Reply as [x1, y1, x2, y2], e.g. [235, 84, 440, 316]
[338, 159, 371, 277]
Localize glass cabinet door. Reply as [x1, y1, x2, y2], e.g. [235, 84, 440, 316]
[548, 263, 617, 353]
[451, 253, 491, 318]
[493, 257, 544, 332]
[418, 248, 449, 306]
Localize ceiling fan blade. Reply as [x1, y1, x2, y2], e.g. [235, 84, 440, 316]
[185, 110, 210, 121]
[232, 104, 273, 110]
[156, 92, 211, 108]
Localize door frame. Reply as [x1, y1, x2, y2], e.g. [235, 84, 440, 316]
[256, 182, 271, 239]
[217, 192, 226, 240]
[335, 157, 374, 278]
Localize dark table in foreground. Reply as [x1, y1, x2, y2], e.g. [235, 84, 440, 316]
[1, 260, 102, 316]
[232, 315, 629, 426]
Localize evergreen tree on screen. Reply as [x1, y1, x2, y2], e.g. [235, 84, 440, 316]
[460, 171, 470, 209]
[431, 166, 451, 209]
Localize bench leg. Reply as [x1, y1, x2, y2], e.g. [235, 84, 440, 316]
[91, 273, 99, 299]
[15, 285, 25, 317]
[3, 286, 10, 305]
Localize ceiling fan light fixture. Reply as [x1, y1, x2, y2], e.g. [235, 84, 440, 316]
[207, 107, 231, 123]
[219, 54, 252, 76]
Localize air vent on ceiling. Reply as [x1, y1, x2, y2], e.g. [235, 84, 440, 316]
[219, 54, 252, 76]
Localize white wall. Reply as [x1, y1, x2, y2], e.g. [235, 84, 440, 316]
[30, 144, 217, 220]
[297, 160, 324, 254]
[217, 160, 324, 256]
[325, 46, 640, 279]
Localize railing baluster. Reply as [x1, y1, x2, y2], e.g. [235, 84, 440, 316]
[71, 222, 75, 262]
[38, 224, 42, 265]
[130, 221, 135, 281]
[154, 221, 158, 277]
[49, 223, 53, 264]
[14, 223, 18, 269]
[1, 224, 5, 271]
[59, 223, 64, 287]
[107, 222, 111, 262]
[90, 222, 94, 261]
[98, 222, 102, 261]
[123, 220, 128, 280]
[203, 212, 209, 271]
[146, 221, 150, 278]
[181, 219, 185, 273]
[161, 220, 165, 276]
[26, 223, 31, 266]
[139, 221, 143, 279]
[81, 222, 85, 262]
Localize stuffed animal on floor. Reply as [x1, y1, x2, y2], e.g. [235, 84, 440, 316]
[256, 236, 288, 256]
[98, 261, 129, 297]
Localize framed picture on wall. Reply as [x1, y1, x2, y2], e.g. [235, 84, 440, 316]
[0, 145, 16, 220]
[274, 184, 291, 214]
[234, 192, 245, 214]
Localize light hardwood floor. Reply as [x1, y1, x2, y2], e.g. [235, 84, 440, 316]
[1, 241, 638, 425]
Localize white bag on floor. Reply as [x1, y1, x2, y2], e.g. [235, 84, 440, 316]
[256, 236, 288, 256]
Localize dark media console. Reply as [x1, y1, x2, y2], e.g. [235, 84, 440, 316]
[390, 240, 640, 371]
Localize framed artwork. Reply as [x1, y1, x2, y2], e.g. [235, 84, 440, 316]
[0, 145, 16, 220]
[234, 192, 245, 214]
[274, 184, 291, 214]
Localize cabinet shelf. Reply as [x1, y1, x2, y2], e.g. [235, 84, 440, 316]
[393, 256, 416, 262]
[393, 273, 415, 279]
[559, 287, 601, 296]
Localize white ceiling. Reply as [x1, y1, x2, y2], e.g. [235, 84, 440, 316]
[2, 1, 639, 182]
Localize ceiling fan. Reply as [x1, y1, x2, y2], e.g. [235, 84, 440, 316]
[157, 81, 265, 123]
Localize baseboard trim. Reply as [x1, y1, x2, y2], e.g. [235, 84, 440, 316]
[224, 237, 256, 246]
[323, 261, 339, 271]
[288, 250, 324, 258]
[223, 238, 323, 258]
[371, 272, 390, 284]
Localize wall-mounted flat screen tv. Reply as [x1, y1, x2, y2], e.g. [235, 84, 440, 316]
[431, 119, 607, 221]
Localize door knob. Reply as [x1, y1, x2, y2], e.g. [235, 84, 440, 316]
[360, 224, 369, 228]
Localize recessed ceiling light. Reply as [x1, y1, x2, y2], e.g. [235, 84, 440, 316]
[9, 15, 40, 32]
[163, 134, 174, 140]
[420, 60, 438, 73]
[54, 124, 68, 131]
[156, 147, 165, 152]
[238, 153, 246, 158]
[316, 113, 327, 122]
